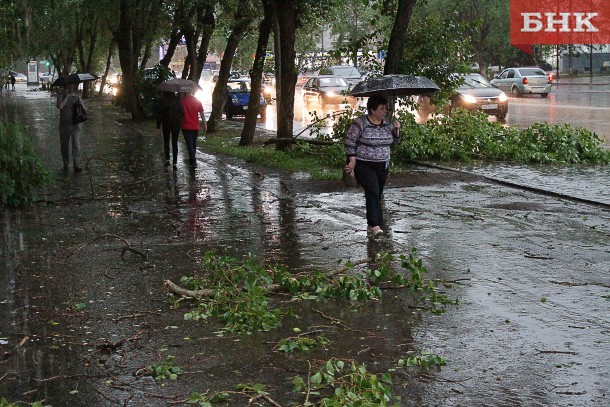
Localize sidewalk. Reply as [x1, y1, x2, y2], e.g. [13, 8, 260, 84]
[1, 90, 609, 406]
[554, 75, 610, 88]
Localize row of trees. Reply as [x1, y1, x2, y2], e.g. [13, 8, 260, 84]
[1, 0, 540, 147]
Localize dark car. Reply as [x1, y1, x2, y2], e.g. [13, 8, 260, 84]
[302, 75, 356, 107]
[330, 65, 363, 88]
[450, 74, 508, 121]
[225, 79, 267, 120]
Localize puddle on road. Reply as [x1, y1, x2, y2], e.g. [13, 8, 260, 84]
[1, 91, 609, 406]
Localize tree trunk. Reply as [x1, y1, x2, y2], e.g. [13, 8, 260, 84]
[98, 40, 115, 96]
[207, 8, 252, 133]
[240, 1, 273, 146]
[160, 29, 181, 68]
[271, 0, 298, 149]
[139, 41, 151, 71]
[193, 4, 216, 82]
[383, 0, 417, 75]
[114, 0, 145, 120]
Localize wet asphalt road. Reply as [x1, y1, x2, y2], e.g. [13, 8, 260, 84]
[1, 86, 609, 406]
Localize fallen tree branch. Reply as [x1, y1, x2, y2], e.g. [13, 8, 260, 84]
[164, 258, 371, 300]
[66, 230, 148, 262]
[549, 280, 610, 288]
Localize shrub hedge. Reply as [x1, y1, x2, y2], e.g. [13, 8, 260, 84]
[0, 120, 49, 207]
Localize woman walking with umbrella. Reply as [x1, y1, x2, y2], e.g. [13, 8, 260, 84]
[56, 82, 84, 171]
[344, 95, 400, 238]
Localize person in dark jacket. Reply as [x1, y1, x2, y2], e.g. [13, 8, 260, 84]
[156, 91, 183, 169]
[344, 95, 400, 238]
[56, 83, 83, 171]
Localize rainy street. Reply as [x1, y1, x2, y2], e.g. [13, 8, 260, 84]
[237, 76, 610, 149]
[1, 86, 609, 406]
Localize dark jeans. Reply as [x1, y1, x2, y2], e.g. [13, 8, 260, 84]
[163, 124, 180, 164]
[354, 159, 388, 228]
[182, 129, 199, 166]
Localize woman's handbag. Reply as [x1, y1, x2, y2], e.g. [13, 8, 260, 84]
[343, 168, 358, 188]
[73, 99, 87, 124]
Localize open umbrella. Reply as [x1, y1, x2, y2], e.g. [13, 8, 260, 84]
[52, 73, 98, 87]
[158, 79, 201, 93]
[350, 74, 440, 97]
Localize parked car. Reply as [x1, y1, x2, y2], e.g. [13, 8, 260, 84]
[302, 75, 356, 107]
[450, 73, 508, 121]
[490, 67, 552, 97]
[39, 72, 56, 83]
[330, 65, 363, 88]
[225, 79, 267, 120]
[11, 72, 27, 83]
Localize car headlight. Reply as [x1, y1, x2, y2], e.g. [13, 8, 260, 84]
[326, 91, 336, 97]
[498, 92, 508, 102]
[461, 94, 477, 104]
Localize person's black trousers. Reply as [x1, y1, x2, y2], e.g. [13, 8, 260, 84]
[354, 159, 388, 228]
[163, 124, 180, 164]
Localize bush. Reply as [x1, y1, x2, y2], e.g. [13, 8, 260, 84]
[331, 108, 610, 165]
[0, 120, 50, 207]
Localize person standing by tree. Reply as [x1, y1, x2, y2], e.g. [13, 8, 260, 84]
[156, 91, 183, 170]
[180, 91, 205, 168]
[56, 83, 83, 171]
[344, 95, 400, 238]
[10, 73, 16, 90]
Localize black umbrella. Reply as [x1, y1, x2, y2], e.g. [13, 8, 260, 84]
[52, 73, 98, 87]
[158, 79, 201, 93]
[350, 74, 440, 97]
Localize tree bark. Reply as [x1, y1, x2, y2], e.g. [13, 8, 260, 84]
[192, 3, 216, 81]
[207, 2, 252, 133]
[383, 0, 417, 75]
[159, 29, 181, 68]
[98, 40, 115, 97]
[271, 0, 299, 149]
[114, 0, 145, 120]
[240, 1, 273, 146]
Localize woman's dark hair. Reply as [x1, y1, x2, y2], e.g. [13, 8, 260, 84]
[367, 95, 388, 114]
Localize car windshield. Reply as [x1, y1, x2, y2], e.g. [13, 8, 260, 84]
[518, 68, 546, 76]
[460, 75, 492, 89]
[227, 81, 250, 92]
[319, 77, 348, 87]
[332, 67, 360, 77]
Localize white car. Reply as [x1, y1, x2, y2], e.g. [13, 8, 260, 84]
[12, 72, 27, 83]
[39, 72, 56, 83]
[490, 67, 552, 98]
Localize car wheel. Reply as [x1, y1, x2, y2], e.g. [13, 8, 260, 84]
[225, 109, 233, 120]
[496, 112, 507, 122]
[540, 93, 548, 98]
[511, 87, 521, 97]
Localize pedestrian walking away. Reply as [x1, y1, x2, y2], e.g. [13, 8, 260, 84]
[156, 91, 183, 170]
[180, 90, 206, 168]
[56, 83, 83, 171]
[344, 95, 400, 238]
[10, 73, 16, 90]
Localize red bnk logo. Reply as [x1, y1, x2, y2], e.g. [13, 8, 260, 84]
[511, 0, 610, 54]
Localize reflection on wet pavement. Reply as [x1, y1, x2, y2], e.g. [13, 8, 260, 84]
[1, 86, 609, 406]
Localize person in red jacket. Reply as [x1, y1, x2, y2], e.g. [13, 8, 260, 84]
[180, 91, 206, 168]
